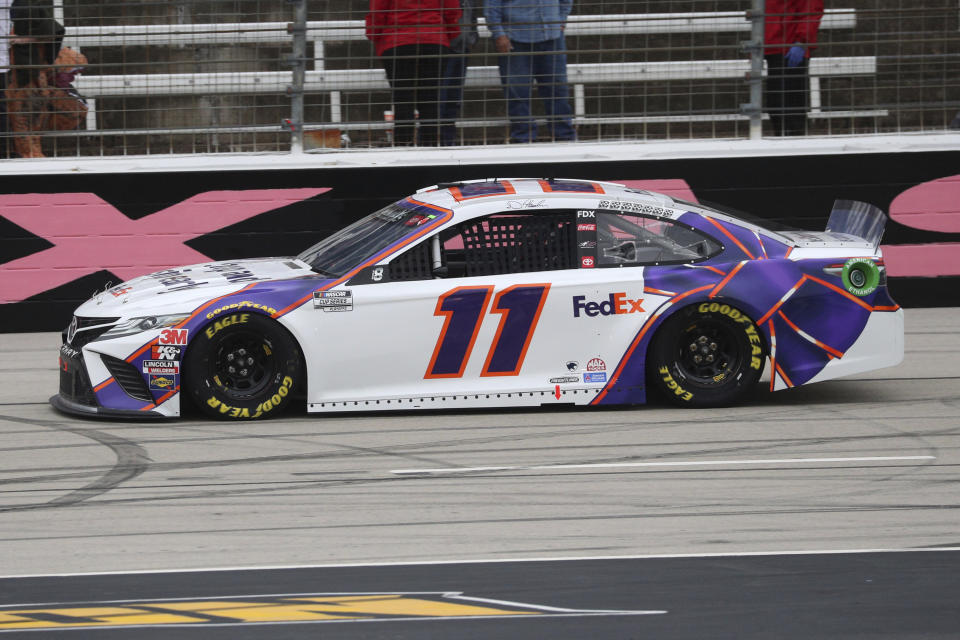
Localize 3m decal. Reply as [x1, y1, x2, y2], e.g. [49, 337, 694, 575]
[426, 284, 550, 378]
[159, 328, 188, 345]
[573, 293, 644, 317]
[0, 188, 329, 304]
[0, 592, 663, 630]
[313, 290, 353, 312]
[203, 314, 249, 339]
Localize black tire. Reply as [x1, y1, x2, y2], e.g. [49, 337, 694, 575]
[184, 312, 302, 420]
[647, 302, 765, 407]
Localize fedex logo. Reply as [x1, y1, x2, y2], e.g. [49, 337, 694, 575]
[573, 293, 644, 317]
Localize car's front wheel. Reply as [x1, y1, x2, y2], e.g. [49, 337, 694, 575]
[183, 313, 302, 419]
[647, 302, 765, 407]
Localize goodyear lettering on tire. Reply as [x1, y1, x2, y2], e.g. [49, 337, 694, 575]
[206, 375, 294, 419]
[698, 302, 763, 370]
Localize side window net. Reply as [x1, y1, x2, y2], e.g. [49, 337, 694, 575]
[389, 239, 438, 281]
[456, 212, 576, 276]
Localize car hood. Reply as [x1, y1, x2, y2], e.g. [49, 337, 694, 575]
[74, 258, 315, 318]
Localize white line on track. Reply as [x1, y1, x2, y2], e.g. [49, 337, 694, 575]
[390, 455, 935, 476]
[3, 547, 958, 580]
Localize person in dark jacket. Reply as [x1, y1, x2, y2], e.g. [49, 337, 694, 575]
[437, 0, 480, 145]
[764, 0, 823, 136]
[366, 0, 461, 146]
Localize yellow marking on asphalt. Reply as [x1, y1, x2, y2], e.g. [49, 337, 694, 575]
[0, 595, 539, 630]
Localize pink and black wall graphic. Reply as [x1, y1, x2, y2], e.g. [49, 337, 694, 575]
[2, 151, 958, 332]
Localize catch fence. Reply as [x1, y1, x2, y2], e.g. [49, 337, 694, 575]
[2, 0, 957, 157]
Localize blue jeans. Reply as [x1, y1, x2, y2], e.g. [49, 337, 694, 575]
[497, 36, 575, 143]
[438, 53, 469, 146]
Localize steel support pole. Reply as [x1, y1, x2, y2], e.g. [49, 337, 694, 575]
[288, 0, 307, 153]
[742, 0, 765, 139]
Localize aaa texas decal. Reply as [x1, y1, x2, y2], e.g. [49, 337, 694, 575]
[0, 593, 664, 630]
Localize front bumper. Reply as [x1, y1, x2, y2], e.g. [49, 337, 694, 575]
[49, 392, 168, 420]
[53, 345, 171, 420]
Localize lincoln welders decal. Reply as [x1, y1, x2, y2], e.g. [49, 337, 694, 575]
[0, 593, 665, 630]
[0, 188, 329, 304]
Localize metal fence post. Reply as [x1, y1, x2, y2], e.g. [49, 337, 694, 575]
[287, 0, 307, 153]
[741, 0, 765, 140]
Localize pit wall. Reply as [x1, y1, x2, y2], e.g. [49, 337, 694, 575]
[2, 148, 958, 332]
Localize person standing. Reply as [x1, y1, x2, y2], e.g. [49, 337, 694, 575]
[366, 0, 461, 146]
[437, 0, 480, 146]
[485, 0, 575, 143]
[764, 0, 824, 136]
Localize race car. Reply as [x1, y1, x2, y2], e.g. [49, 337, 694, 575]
[52, 178, 903, 420]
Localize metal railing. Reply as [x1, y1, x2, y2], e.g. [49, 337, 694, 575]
[0, 0, 956, 158]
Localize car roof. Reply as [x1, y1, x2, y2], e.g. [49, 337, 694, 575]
[411, 178, 793, 245]
[413, 178, 672, 208]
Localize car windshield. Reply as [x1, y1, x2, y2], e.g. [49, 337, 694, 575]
[297, 201, 440, 276]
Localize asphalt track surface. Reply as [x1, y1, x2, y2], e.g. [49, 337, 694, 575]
[1, 307, 958, 638]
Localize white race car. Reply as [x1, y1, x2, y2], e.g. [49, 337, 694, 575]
[53, 178, 903, 420]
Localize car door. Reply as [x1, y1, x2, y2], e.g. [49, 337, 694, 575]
[305, 206, 654, 409]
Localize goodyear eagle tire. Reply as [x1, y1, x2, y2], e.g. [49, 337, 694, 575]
[184, 312, 302, 420]
[648, 302, 765, 408]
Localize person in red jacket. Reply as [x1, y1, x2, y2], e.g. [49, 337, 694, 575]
[764, 0, 823, 136]
[366, 0, 461, 146]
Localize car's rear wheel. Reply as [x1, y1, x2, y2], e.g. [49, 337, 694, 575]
[647, 302, 765, 407]
[184, 313, 302, 420]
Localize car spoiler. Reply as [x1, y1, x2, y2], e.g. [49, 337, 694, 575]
[824, 200, 887, 252]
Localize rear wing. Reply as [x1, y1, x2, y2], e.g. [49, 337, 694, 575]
[825, 200, 887, 251]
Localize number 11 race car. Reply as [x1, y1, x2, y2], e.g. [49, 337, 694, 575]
[53, 178, 903, 420]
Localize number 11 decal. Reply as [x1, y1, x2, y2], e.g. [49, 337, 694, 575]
[425, 284, 551, 379]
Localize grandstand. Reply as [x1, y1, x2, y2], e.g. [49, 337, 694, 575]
[3, 0, 959, 157]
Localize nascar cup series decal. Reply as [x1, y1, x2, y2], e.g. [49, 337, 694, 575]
[313, 290, 353, 312]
